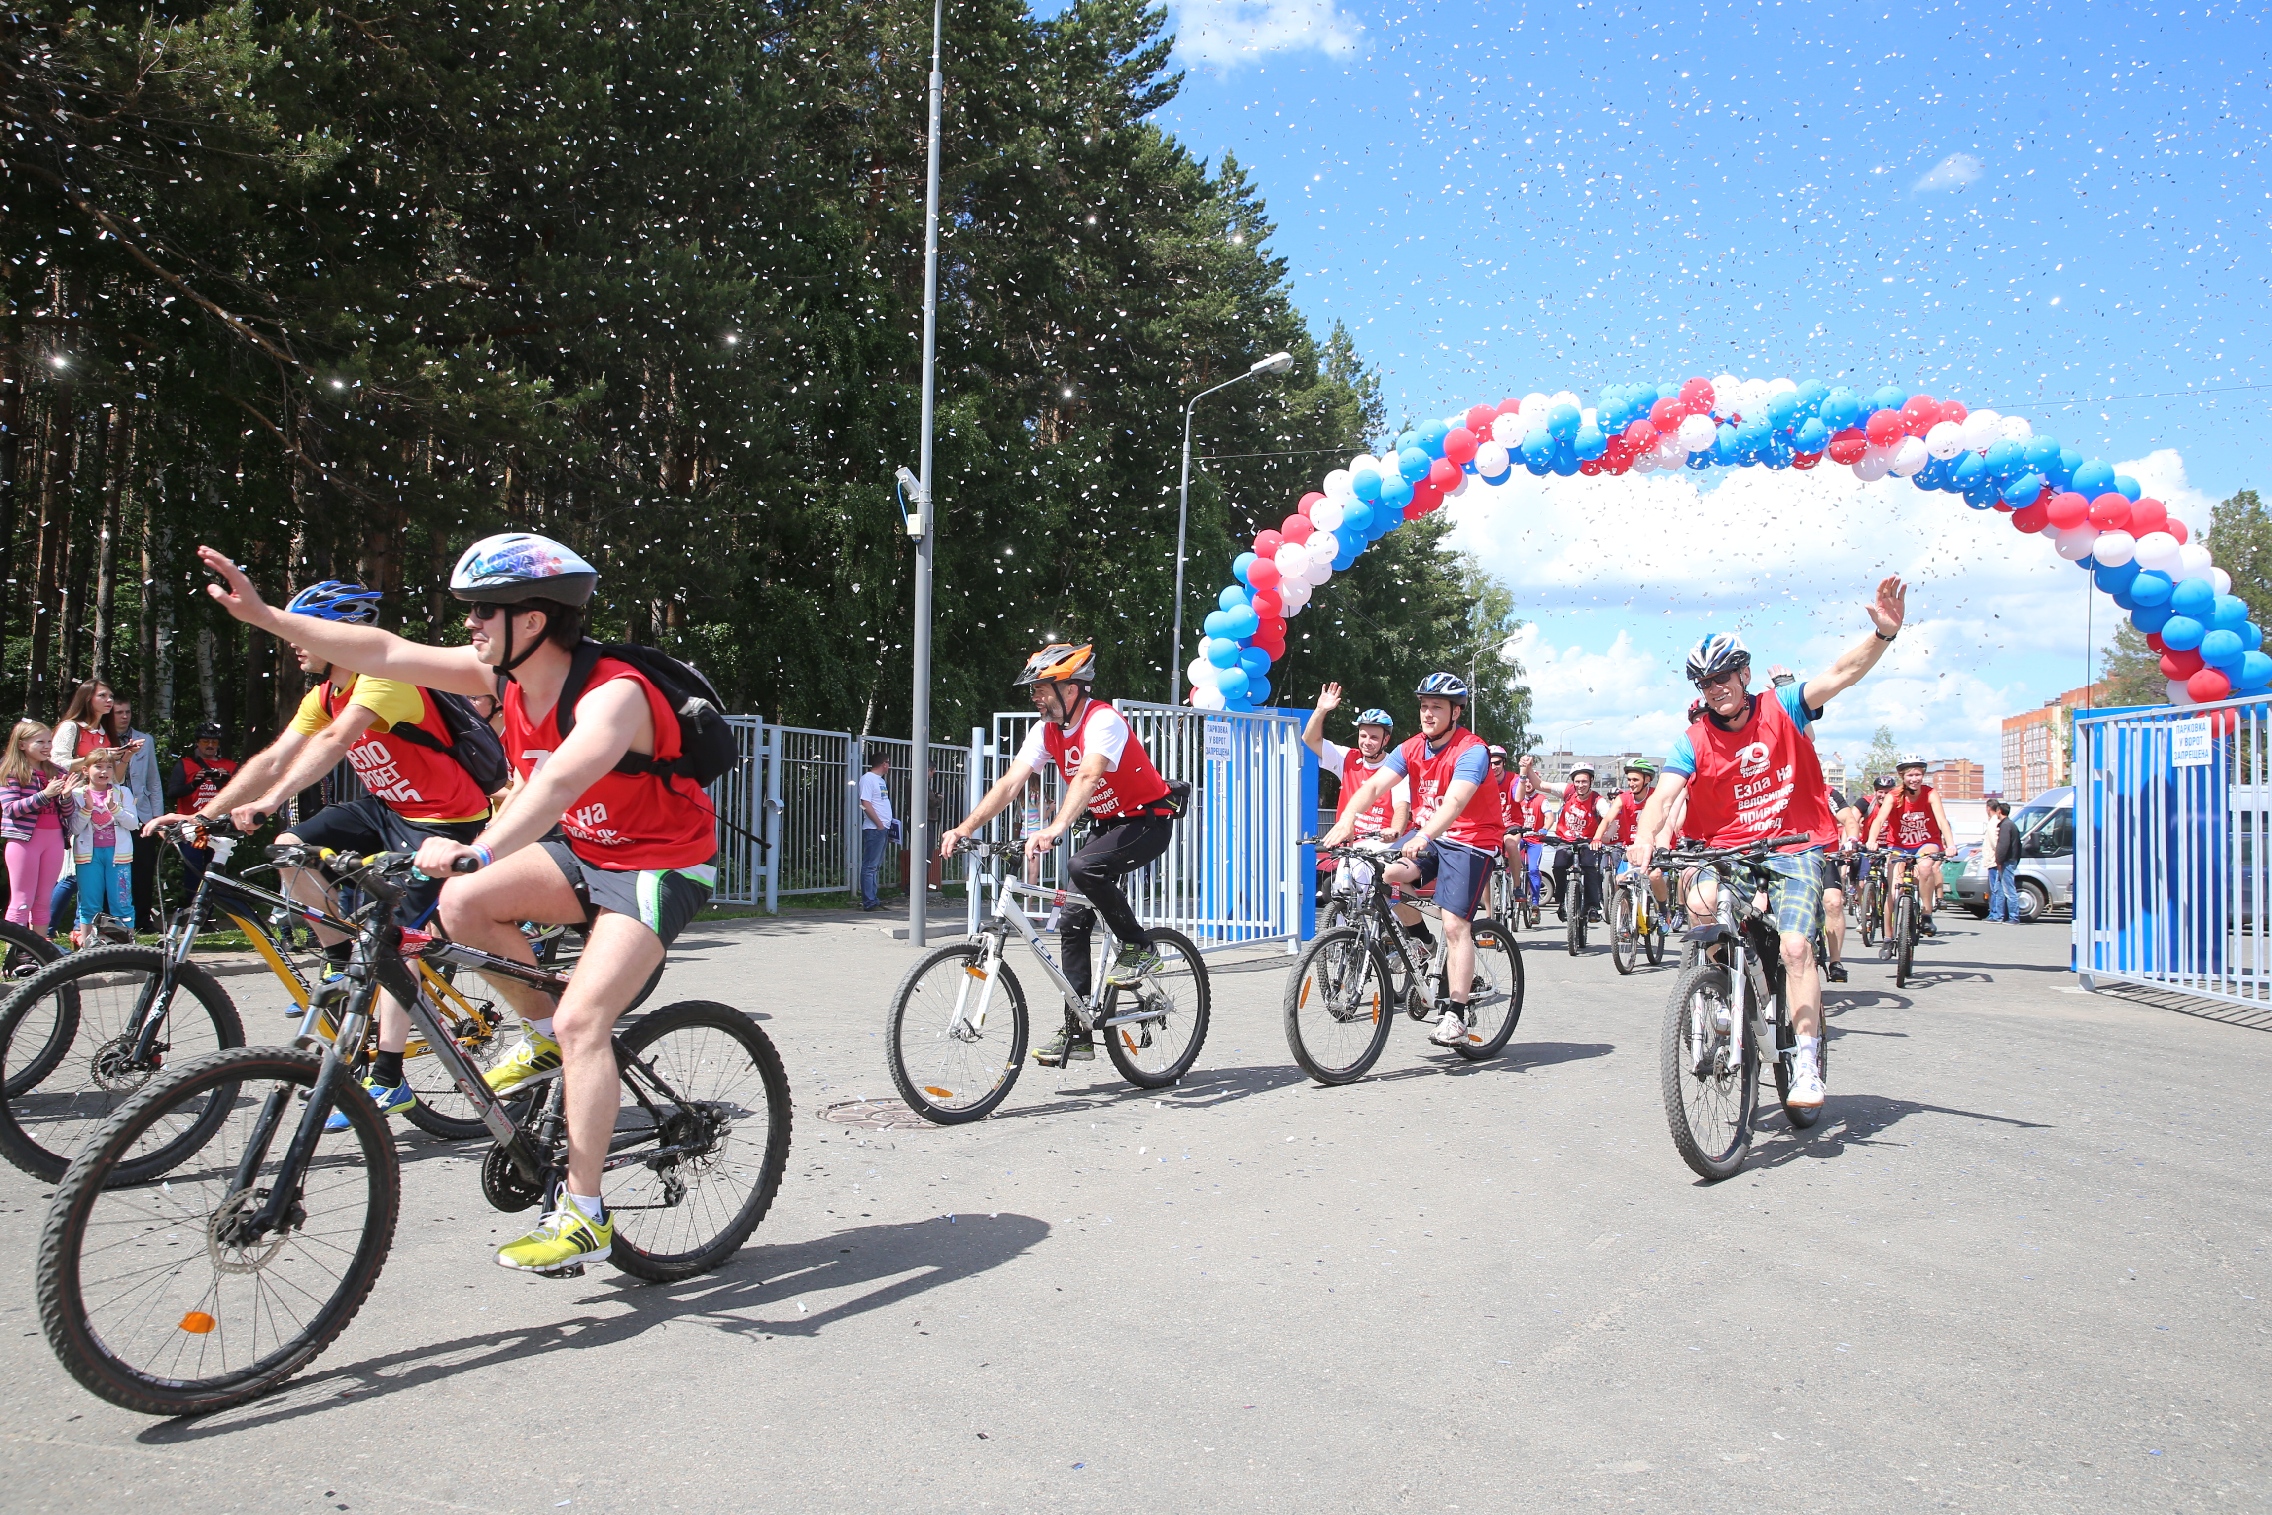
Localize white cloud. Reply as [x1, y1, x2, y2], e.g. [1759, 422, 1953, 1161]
[1171, 0, 1360, 64]
[1912, 152, 1984, 193]
[2115, 447, 2219, 531]
[1509, 625, 1691, 756]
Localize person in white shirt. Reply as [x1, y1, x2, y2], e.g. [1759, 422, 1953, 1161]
[857, 750, 895, 911]
[1303, 683, 1425, 944]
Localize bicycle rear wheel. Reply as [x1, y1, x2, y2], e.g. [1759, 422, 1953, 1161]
[605, 1000, 792, 1283]
[1101, 929, 1209, 1089]
[0, 947, 245, 1183]
[2, 918, 63, 994]
[38, 1045, 400, 1416]
[1284, 927, 1394, 1085]
[1610, 882, 1638, 976]
[887, 943, 1028, 1124]
[1895, 896, 1916, 988]
[1454, 920, 1523, 1061]
[2, 921, 73, 1098]
[1860, 879, 1881, 946]
[1644, 897, 1667, 967]
[1564, 868, 1586, 955]
[1660, 961, 1756, 1181]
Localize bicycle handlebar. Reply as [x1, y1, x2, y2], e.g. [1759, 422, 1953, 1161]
[1648, 833, 1817, 870]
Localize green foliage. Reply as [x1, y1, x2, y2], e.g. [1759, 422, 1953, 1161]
[2098, 621, 2166, 708]
[2205, 488, 2272, 629]
[1858, 723, 1902, 788]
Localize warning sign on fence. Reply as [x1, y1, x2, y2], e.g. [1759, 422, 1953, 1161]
[1204, 718, 1235, 762]
[2170, 717, 2213, 768]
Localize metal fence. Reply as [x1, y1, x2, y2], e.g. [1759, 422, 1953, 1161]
[968, 701, 1309, 952]
[2074, 694, 2272, 1005]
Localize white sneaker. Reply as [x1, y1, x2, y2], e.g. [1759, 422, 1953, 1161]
[1785, 1065, 1825, 1110]
[1430, 1008, 1469, 1046]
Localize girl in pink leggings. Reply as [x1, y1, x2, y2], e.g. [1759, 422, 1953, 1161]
[3, 720, 77, 932]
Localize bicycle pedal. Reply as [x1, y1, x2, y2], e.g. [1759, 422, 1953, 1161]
[533, 1262, 586, 1279]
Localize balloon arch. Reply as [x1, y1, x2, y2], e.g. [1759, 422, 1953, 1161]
[1187, 375, 2265, 715]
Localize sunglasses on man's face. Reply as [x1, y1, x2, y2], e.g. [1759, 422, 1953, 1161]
[1696, 669, 1746, 692]
[466, 602, 529, 623]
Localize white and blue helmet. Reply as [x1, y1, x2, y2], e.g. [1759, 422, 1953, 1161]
[450, 532, 599, 607]
[1685, 632, 1751, 686]
[1354, 707, 1394, 731]
[1415, 671, 1470, 702]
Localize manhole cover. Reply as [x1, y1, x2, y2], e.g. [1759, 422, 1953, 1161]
[819, 1098, 934, 1132]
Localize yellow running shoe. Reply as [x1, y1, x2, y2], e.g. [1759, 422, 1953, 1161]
[483, 1024, 562, 1094]
[496, 1200, 613, 1273]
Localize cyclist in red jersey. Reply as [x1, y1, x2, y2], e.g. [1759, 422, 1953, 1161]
[1865, 756, 1953, 939]
[198, 533, 718, 1275]
[1630, 576, 1908, 1112]
[1522, 753, 1611, 924]
[1505, 764, 1549, 905]
[1322, 672, 1503, 1048]
[941, 643, 1179, 1067]
[1593, 759, 1668, 913]
[1303, 684, 1410, 843]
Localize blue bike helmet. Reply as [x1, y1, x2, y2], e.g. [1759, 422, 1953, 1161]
[1414, 671, 1470, 701]
[284, 580, 383, 625]
[1354, 707, 1394, 732]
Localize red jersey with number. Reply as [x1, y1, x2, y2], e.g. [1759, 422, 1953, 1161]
[1879, 784, 1945, 850]
[1605, 791, 1646, 847]
[1509, 789, 1548, 835]
[1678, 694, 1837, 851]
[1332, 749, 1403, 836]
[1037, 700, 1170, 820]
[505, 659, 716, 869]
[318, 679, 492, 824]
[1550, 787, 1601, 842]
[1396, 727, 1503, 851]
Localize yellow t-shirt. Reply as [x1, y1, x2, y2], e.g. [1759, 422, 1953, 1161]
[290, 676, 491, 825]
[291, 675, 428, 738]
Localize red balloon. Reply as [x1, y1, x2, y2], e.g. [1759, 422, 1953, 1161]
[1578, 459, 1604, 476]
[2188, 668, 2232, 704]
[2088, 493, 2131, 531]
[1649, 397, 1684, 430]
[1297, 491, 1326, 516]
[2044, 491, 2091, 530]
[2129, 497, 2167, 535]
[1679, 377, 1716, 413]
[2146, 632, 2168, 653]
[2011, 502, 2051, 533]
[1495, 397, 1522, 416]
[1901, 395, 1940, 434]
[1426, 457, 1461, 492]
[2169, 517, 2190, 545]
[1464, 404, 1496, 434]
[2161, 649, 2205, 680]
[1249, 588, 1283, 618]
[1864, 410, 1906, 447]
[1826, 429, 1869, 465]
[1245, 557, 1281, 590]
[1791, 451, 1822, 471]
[1939, 400, 1968, 425]
[1253, 529, 1284, 557]
[1443, 427, 1479, 466]
[1623, 419, 1659, 450]
[1992, 501, 2014, 514]
[1257, 614, 1286, 641]
[2211, 708, 2240, 735]
[1280, 514, 1314, 545]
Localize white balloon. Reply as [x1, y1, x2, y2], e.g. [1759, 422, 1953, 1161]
[1273, 543, 1307, 577]
[1677, 414, 1716, 452]
[1768, 377, 1799, 395]
[1735, 378, 1770, 416]
[2176, 542, 2216, 581]
[1191, 683, 1227, 710]
[1579, 406, 1598, 429]
[1519, 392, 1550, 423]
[1712, 373, 1742, 407]
[1448, 470, 1472, 499]
[1489, 413, 1524, 445]
[1187, 657, 1214, 689]
[2093, 530, 2137, 567]
[2055, 524, 2100, 561]
[1924, 421, 1966, 461]
[1474, 439, 1510, 475]
[1655, 439, 1688, 468]
[1309, 497, 1345, 533]
[1959, 412, 2001, 452]
[1323, 468, 1355, 501]
[1999, 415, 2034, 443]
[1348, 453, 1380, 479]
[1305, 557, 1333, 585]
[1306, 531, 1341, 564]
[2166, 679, 2192, 707]
[1629, 451, 1657, 474]
[1279, 580, 1311, 613]
[2133, 532, 2182, 571]
[2213, 567, 2233, 595]
[1853, 450, 1891, 482]
[1549, 390, 1582, 412]
[1889, 437, 1929, 476]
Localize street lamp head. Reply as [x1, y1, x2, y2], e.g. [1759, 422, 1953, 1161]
[1250, 351, 1295, 376]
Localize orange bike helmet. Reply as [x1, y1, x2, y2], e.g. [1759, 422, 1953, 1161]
[1014, 642, 1096, 687]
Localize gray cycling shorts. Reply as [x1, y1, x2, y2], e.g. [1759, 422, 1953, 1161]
[539, 838, 715, 947]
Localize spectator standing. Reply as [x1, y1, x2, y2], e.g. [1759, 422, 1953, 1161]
[164, 723, 238, 899]
[2, 721, 76, 935]
[1986, 800, 2021, 923]
[104, 700, 166, 928]
[49, 679, 139, 925]
[65, 751, 138, 946]
[857, 750, 895, 911]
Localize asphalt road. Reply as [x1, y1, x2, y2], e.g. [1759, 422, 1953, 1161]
[1, 903, 2265, 1514]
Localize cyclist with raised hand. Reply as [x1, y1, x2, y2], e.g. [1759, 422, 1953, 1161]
[1321, 672, 1503, 1048]
[939, 643, 1180, 1068]
[1820, 783, 1861, 983]
[1525, 754, 1610, 924]
[1595, 759, 1668, 913]
[1505, 762, 1549, 908]
[1303, 685, 1410, 845]
[1629, 575, 1908, 1112]
[1866, 757, 1952, 940]
[197, 533, 719, 1275]
[144, 580, 503, 1125]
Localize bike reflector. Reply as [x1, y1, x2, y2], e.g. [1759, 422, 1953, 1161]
[179, 1312, 216, 1335]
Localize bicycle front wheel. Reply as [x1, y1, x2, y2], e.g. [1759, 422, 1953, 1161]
[38, 1045, 400, 1416]
[1284, 927, 1394, 1085]
[1660, 962, 1756, 1181]
[1101, 929, 1210, 1089]
[1610, 882, 1638, 976]
[1895, 896, 1916, 988]
[0, 947, 245, 1183]
[1454, 920, 1524, 1061]
[887, 943, 1028, 1124]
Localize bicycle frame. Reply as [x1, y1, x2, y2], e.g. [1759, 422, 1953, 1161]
[952, 874, 1153, 1038]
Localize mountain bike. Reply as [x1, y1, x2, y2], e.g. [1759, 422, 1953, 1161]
[36, 844, 791, 1417]
[1608, 859, 1668, 976]
[1282, 839, 1523, 1085]
[1657, 835, 1831, 1181]
[887, 837, 1210, 1123]
[1856, 851, 1885, 948]
[1486, 829, 1542, 931]
[1877, 848, 1923, 989]
[0, 821, 518, 1181]
[1561, 842, 1605, 955]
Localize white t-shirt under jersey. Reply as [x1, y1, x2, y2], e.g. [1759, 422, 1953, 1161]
[1017, 702, 1131, 775]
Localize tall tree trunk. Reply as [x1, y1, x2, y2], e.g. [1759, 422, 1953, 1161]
[196, 624, 218, 727]
[92, 410, 132, 680]
[0, 290, 23, 693]
[26, 401, 74, 714]
[58, 406, 102, 686]
[137, 455, 159, 715]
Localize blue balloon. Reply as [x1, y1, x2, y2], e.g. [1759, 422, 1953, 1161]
[2243, 622, 2264, 653]
[1217, 585, 1249, 612]
[1417, 420, 1450, 458]
[1216, 667, 1249, 700]
[2162, 615, 2207, 652]
[1238, 646, 1271, 677]
[1480, 463, 1512, 486]
[2023, 437, 2061, 471]
[1795, 379, 1829, 415]
[2201, 629, 2246, 672]
[1873, 385, 1908, 413]
[2004, 473, 2045, 507]
[1332, 541, 1362, 571]
[1201, 610, 1230, 639]
[1546, 403, 1582, 441]
[1766, 392, 1801, 431]
[2070, 459, 2116, 497]
[1953, 452, 1988, 490]
[1351, 467, 1383, 502]
[1395, 430, 1420, 454]
[2132, 603, 2173, 634]
[2169, 579, 2216, 619]
[2111, 583, 2139, 612]
[1820, 388, 1861, 431]
[1552, 448, 1581, 477]
[1657, 381, 1682, 403]
[1225, 606, 1260, 640]
[2080, 554, 2099, 572]
[2130, 570, 2175, 608]
[1247, 674, 1272, 707]
[1340, 500, 1375, 536]
[1713, 425, 1742, 466]
[1574, 424, 1608, 460]
[1205, 638, 1239, 669]
[2239, 651, 2272, 690]
[1983, 439, 2023, 482]
[1795, 417, 1829, 453]
[1522, 432, 1555, 466]
[1686, 451, 1713, 471]
[2211, 593, 2250, 630]
[1380, 472, 1414, 509]
[2113, 473, 2141, 502]
[1397, 446, 1430, 483]
[2095, 561, 2141, 595]
[2051, 448, 2083, 489]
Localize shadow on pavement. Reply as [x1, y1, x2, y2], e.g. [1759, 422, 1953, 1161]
[992, 1061, 1312, 1120]
[139, 1212, 1048, 1440]
[1363, 1041, 1615, 1084]
[1747, 1092, 2053, 1169]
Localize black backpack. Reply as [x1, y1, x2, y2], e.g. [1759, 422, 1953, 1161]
[386, 687, 514, 795]
[550, 640, 738, 787]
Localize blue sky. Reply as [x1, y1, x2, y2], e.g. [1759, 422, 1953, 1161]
[1066, 0, 2269, 778]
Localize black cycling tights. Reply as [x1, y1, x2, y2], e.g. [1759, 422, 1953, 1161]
[1059, 815, 1174, 998]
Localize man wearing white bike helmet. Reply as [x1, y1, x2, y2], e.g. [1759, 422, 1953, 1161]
[198, 532, 718, 1275]
[1630, 576, 1907, 1112]
[1321, 671, 1505, 1049]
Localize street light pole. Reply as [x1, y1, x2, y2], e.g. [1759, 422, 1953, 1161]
[1167, 350, 1294, 704]
[907, 0, 944, 948]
